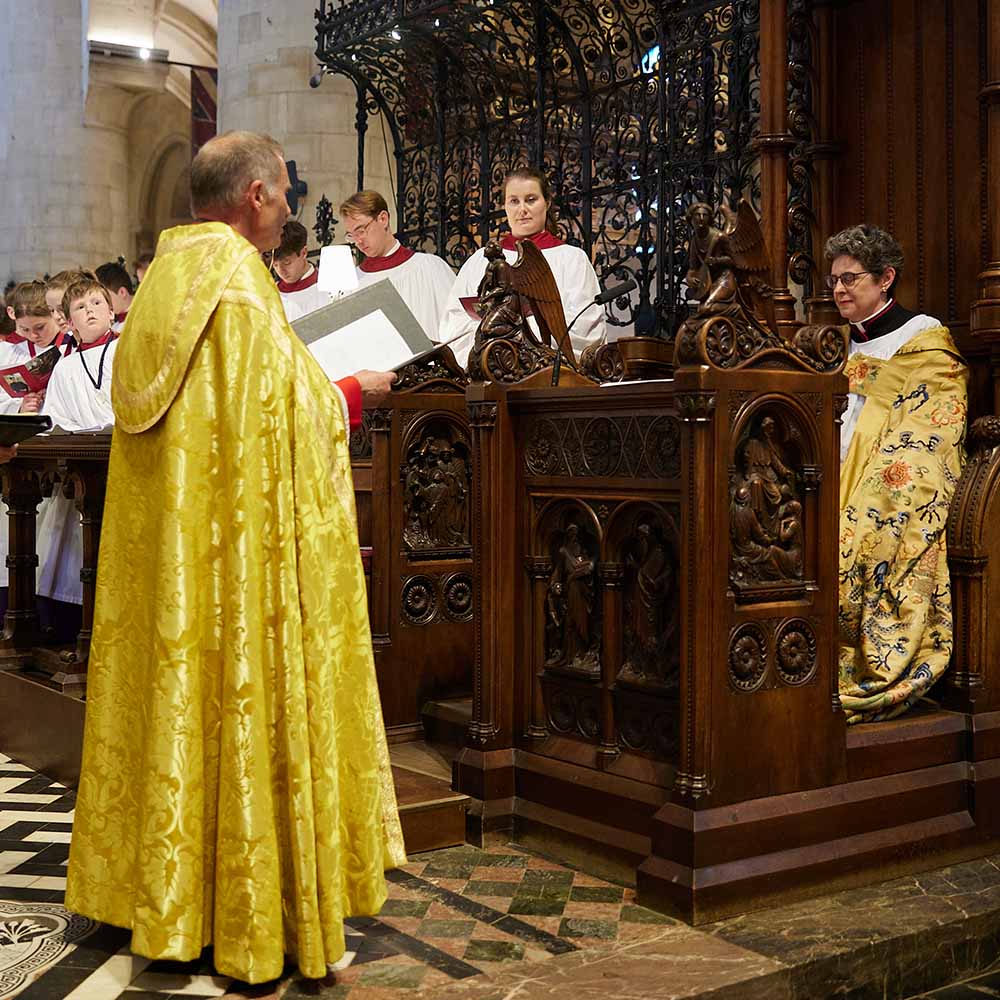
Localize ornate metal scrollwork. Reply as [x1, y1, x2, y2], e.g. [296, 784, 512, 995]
[316, 0, 764, 338]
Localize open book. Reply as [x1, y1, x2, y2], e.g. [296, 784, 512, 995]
[0, 346, 60, 398]
[291, 281, 433, 381]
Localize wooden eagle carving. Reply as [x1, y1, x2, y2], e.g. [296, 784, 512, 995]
[472, 239, 577, 372]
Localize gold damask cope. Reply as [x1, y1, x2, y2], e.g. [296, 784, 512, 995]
[839, 327, 969, 723]
[65, 223, 405, 984]
[113, 223, 261, 434]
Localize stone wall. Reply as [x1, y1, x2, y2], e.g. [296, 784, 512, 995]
[217, 0, 394, 247]
[0, 0, 117, 282]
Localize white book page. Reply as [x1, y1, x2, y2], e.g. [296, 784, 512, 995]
[307, 309, 414, 381]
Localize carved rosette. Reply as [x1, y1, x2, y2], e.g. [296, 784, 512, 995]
[728, 622, 767, 691]
[775, 619, 817, 685]
[443, 572, 474, 621]
[401, 575, 438, 625]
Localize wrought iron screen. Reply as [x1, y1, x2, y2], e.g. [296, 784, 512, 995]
[316, 0, 764, 336]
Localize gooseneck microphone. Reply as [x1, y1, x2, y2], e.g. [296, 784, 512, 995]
[552, 278, 639, 386]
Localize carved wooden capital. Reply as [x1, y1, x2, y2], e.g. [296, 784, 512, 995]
[468, 401, 499, 429]
[368, 408, 393, 433]
[598, 562, 625, 586]
[523, 556, 550, 580]
[676, 392, 716, 424]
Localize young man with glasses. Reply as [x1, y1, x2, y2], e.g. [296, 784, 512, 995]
[339, 190, 456, 339]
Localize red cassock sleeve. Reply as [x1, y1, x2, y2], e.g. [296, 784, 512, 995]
[335, 376, 363, 430]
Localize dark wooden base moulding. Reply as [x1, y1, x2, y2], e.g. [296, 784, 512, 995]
[455, 710, 1000, 924]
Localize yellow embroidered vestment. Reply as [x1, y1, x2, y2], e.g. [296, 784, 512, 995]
[839, 326, 967, 723]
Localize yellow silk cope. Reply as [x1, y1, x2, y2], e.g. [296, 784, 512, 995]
[839, 326, 968, 724]
[64, 222, 406, 983]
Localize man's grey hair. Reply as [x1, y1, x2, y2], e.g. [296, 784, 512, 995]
[190, 131, 285, 217]
[824, 224, 905, 280]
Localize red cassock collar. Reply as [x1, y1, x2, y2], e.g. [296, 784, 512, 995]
[500, 230, 563, 252]
[28, 330, 74, 357]
[360, 244, 415, 273]
[277, 268, 319, 293]
[77, 330, 117, 351]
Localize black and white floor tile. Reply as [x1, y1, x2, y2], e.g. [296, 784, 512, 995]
[0, 753, 369, 999]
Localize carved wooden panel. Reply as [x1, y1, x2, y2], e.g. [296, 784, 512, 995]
[615, 506, 680, 691]
[400, 418, 472, 557]
[523, 415, 681, 479]
[541, 516, 602, 679]
[729, 407, 809, 602]
[542, 675, 601, 742]
[614, 685, 680, 762]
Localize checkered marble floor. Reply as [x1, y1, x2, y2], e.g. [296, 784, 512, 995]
[0, 752, 673, 1000]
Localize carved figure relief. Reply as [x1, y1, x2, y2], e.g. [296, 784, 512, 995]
[684, 201, 724, 302]
[402, 429, 470, 552]
[544, 521, 600, 677]
[619, 520, 678, 690]
[730, 414, 804, 589]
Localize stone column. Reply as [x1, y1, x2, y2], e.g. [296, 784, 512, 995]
[217, 0, 394, 242]
[0, 1, 133, 282]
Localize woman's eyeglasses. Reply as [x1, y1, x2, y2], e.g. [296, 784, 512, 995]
[824, 271, 873, 290]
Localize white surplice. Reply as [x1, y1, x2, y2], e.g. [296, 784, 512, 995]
[355, 244, 456, 340]
[32, 338, 118, 603]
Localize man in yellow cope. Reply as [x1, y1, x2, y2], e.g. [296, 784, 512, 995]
[65, 131, 406, 985]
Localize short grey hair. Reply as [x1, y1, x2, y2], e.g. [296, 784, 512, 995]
[824, 224, 905, 283]
[190, 131, 285, 217]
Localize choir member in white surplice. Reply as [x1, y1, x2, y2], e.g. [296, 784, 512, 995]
[39, 276, 120, 609]
[340, 190, 456, 340]
[439, 167, 607, 368]
[1, 283, 79, 618]
[272, 220, 334, 321]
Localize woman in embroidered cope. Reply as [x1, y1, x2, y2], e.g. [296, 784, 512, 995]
[830, 224, 968, 723]
[439, 167, 607, 367]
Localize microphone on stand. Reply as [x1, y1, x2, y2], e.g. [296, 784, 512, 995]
[552, 278, 639, 386]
